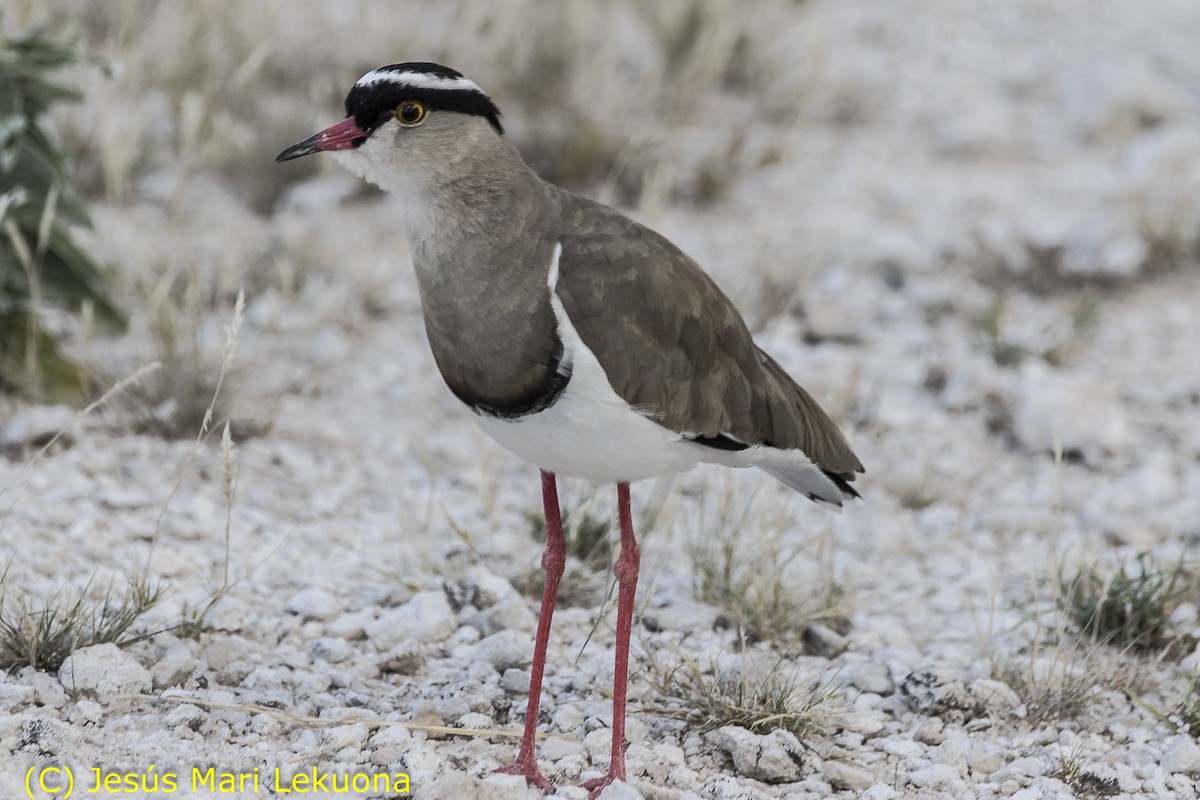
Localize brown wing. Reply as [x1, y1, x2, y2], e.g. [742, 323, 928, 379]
[554, 193, 863, 483]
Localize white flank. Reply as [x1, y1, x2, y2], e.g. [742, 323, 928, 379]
[355, 69, 484, 94]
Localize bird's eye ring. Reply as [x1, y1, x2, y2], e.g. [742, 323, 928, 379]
[396, 101, 427, 126]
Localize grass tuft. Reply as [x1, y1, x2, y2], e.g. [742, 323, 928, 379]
[991, 638, 1141, 726]
[1051, 740, 1120, 798]
[0, 573, 164, 672]
[656, 653, 842, 739]
[1058, 554, 1190, 654]
[687, 482, 849, 644]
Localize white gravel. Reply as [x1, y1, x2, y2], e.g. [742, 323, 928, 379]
[2, 1, 1200, 798]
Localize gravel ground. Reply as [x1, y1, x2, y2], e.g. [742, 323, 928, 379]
[3, 1, 1200, 798]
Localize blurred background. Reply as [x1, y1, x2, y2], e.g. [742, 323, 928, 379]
[2, 0, 1198, 422]
[1, 0, 1199, 600]
[2, 0, 1200, 790]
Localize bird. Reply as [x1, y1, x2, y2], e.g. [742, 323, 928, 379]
[277, 61, 863, 797]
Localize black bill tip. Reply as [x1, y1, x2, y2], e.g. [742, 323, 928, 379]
[275, 135, 321, 163]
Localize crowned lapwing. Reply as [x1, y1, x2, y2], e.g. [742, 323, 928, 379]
[278, 62, 863, 797]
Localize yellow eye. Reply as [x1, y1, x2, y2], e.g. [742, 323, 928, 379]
[395, 101, 427, 126]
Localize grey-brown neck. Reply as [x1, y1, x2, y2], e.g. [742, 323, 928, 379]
[387, 134, 571, 417]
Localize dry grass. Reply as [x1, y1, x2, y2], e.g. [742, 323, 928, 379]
[992, 645, 1116, 725]
[650, 649, 843, 739]
[686, 478, 849, 644]
[0, 573, 164, 672]
[0, 292, 248, 672]
[1050, 738, 1120, 798]
[7, 0, 798, 211]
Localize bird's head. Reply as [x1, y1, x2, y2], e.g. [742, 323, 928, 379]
[276, 62, 504, 194]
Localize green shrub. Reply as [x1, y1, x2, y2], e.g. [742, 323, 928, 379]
[1, 27, 122, 401]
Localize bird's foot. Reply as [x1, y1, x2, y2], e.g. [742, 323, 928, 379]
[579, 773, 627, 799]
[494, 759, 554, 794]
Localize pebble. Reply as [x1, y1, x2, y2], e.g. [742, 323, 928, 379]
[163, 703, 206, 730]
[542, 735, 585, 761]
[472, 629, 535, 671]
[310, 637, 354, 663]
[706, 726, 804, 784]
[285, 587, 342, 620]
[1161, 735, 1200, 774]
[26, 671, 67, 709]
[365, 591, 458, 648]
[595, 781, 644, 799]
[151, 645, 200, 689]
[900, 667, 983, 721]
[0, 681, 35, 712]
[845, 660, 895, 696]
[420, 771, 539, 799]
[201, 634, 260, 671]
[5, 6, 1200, 800]
[907, 763, 964, 790]
[642, 599, 721, 633]
[10, 714, 83, 756]
[378, 640, 425, 675]
[861, 786, 900, 800]
[500, 667, 531, 693]
[58, 644, 152, 697]
[821, 759, 875, 791]
[326, 607, 376, 639]
[72, 698, 104, 723]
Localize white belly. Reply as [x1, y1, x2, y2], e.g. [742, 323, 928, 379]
[473, 286, 701, 484]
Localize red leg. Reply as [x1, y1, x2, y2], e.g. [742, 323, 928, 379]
[581, 481, 639, 797]
[495, 470, 565, 793]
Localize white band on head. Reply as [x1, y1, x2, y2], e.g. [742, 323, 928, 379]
[355, 69, 484, 94]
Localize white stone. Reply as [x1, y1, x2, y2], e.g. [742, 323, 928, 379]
[151, 646, 199, 689]
[378, 640, 425, 675]
[642, 599, 721, 633]
[365, 591, 457, 648]
[73, 698, 103, 723]
[542, 735, 584, 761]
[201, 635, 260, 670]
[326, 607, 376, 639]
[97, 488, 152, 508]
[595, 780, 644, 799]
[471, 629, 534, 671]
[907, 763, 964, 789]
[163, 702, 206, 730]
[285, 587, 342, 620]
[821, 759, 875, 791]
[500, 667, 531, 693]
[0, 681, 35, 712]
[706, 726, 804, 784]
[310, 637, 354, 663]
[845, 660, 895, 695]
[861, 786, 900, 800]
[476, 595, 538, 636]
[58, 643, 151, 697]
[969, 678, 1022, 715]
[26, 672, 66, 709]
[1161, 735, 1200, 774]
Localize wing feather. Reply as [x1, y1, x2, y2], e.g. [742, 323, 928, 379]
[553, 192, 863, 487]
